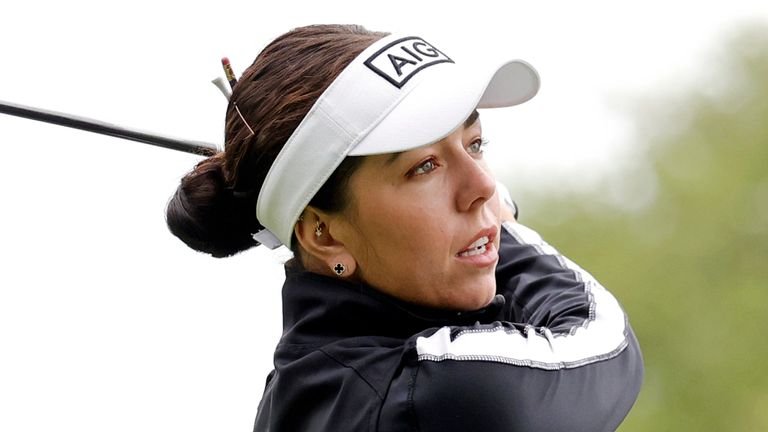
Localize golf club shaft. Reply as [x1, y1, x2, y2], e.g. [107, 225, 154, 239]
[0, 99, 220, 156]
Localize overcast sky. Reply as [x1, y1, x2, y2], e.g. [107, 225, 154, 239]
[1, 1, 766, 431]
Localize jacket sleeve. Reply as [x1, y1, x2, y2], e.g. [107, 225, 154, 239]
[408, 222, 644, 432]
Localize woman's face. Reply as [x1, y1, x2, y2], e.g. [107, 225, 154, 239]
[331, 111, 501, 311]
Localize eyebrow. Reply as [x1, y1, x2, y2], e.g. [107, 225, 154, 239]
[384, 110, 481, 166]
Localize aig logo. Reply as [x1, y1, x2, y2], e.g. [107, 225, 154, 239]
[364, 36, 453, 88]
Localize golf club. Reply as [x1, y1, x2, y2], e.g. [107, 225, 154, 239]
[0, 99, 220, 156]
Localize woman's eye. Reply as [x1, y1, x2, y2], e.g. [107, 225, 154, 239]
[467, 138, 489, 155]
[410, 158, 439, 176]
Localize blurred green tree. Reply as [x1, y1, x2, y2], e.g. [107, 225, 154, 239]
[512, 26, 768, 431]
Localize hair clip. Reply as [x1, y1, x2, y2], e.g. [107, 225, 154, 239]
[234, 102, 256, 137]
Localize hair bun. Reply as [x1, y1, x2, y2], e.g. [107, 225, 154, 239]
[166, 154, 260, 257]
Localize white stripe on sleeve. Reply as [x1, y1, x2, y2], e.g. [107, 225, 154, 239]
[416, 223, 629, 370]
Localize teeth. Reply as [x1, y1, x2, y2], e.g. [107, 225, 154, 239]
[458, 236, 489, 257]
[468, 236, 489, 249]
[459, 244, 487, 257]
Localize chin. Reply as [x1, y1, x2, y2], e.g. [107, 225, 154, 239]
[474, 287, 497, 310]
[452, 280, 497, 311]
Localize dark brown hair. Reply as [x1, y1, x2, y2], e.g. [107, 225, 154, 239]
[166, 25, 388, 257]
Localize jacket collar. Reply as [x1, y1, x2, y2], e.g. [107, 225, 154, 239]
[279, 269, 505, 346]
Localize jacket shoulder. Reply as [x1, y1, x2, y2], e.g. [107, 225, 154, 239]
[256, 340, 405, 432]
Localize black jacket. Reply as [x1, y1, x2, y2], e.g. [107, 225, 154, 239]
[254, 222, 643, 431]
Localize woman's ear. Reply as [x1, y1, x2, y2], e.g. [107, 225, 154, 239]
[294, 207, 357, 278]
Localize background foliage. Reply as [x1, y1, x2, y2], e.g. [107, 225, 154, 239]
[509, 27, 768, 431]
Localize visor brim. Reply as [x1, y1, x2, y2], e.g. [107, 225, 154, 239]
[349, 59, 539, 156]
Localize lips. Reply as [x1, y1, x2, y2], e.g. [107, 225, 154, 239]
[456, 227, 497, 257]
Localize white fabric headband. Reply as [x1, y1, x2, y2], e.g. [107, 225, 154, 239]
[252, 34, 540, 249]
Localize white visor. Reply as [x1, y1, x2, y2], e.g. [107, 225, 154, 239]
[253, 34, 540, 249]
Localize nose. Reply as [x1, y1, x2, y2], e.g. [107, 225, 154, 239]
[454, 152, 497, 213]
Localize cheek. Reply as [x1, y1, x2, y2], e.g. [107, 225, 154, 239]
[352, 196, 452, 282]
[362, 201, 446, 259]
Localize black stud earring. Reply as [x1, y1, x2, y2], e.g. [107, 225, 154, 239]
[333, 263, 346, 276]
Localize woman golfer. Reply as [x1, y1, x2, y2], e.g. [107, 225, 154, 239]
[167, 24, 643, 432]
